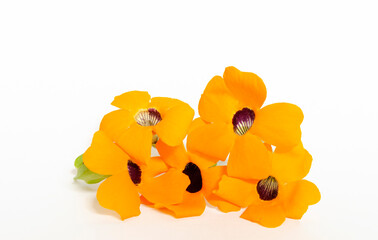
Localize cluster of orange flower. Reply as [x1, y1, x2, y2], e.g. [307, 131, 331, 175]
[76, 66, 320, 228]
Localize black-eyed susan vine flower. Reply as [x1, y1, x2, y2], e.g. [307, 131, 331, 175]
[74, 67, 320, 227]
[212, 143, 320, 227]
[140, 139, 230, 218]
[187, 66, 304, 166]
[101, 91, 194, 164]
[83, 130, 190, 220]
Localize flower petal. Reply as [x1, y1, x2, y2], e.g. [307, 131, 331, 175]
[272, 144, 312, 183]
[223, 66, 267, 110]
[164, 192, 206, 218]
[83, 131, 128, 175]
[111, 91, 151, 116]
[188, 152, 217, 170]
[117, 122, 152, 165]
[213, 175, 254, 208]
[264, 143, 273, 152]
[227, 133, 271, 180]
[201, 165, 227, 198]
[282, 180, 321, 219]
[188, 117, 206, 134]
[97, 171, 141, 220]
[201, 166, 241, 213]
[139, 168, 190, 205]
[241, 203, 286, 228]
[99, 109, 134, 142]
[149, 97, 183, 115]
[140, 156, 168, 181]
[140, 195, 153, 205]
[252, 103, 303, 149]
[154, 103, 194, 146]
[206, 194, 241, 213]
[155, 140, 189, 169]
[199, 75, 240, 123]
[187, 122, 235, 162]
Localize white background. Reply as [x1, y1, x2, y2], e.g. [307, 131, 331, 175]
[1, 1, 377, 239]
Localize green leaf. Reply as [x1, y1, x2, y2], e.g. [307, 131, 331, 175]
[209, 163, 217, 168]
[74, 154, 84, 168]
[74, 154, 109, 184]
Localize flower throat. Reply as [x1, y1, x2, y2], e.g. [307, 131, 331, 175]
[127, 160, 142, 185]
[135, 108, 162, 127]
[232, 107, 255, 136]
[257, 176, 278, 201]
[182, 162, 203, 193]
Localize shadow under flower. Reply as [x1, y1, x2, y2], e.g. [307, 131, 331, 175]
[91, 197, 120, 219]
[72, 179, 99, 192]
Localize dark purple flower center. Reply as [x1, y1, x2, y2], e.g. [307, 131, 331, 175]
[232, 108, 255, 136]
[257, 176, 278, 201]
[182, 162, 203, 193]
[135, 108, 162, 127]
[127, 160, 142, 185]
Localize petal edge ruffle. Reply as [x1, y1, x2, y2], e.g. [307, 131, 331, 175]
[111, 91, 151, 116]
[223, 66, 267, 110]
[97, 171, 141, 220]
[252, 103, 303, 149]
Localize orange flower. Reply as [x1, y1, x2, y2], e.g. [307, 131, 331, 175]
[83, 131, 191, 220]
[139, 140, 233, 218]
[187, 67, 304, 174]
[213, 144, 320, 228]
[101, 91, 194, 165]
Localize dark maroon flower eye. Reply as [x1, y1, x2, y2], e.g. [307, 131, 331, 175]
[135, 108, 162, 126]
[127, 160, 142, 185]
[232, 107, 255, 136]
[182, 162, 203, 193]
[257, 176, 278, 201]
